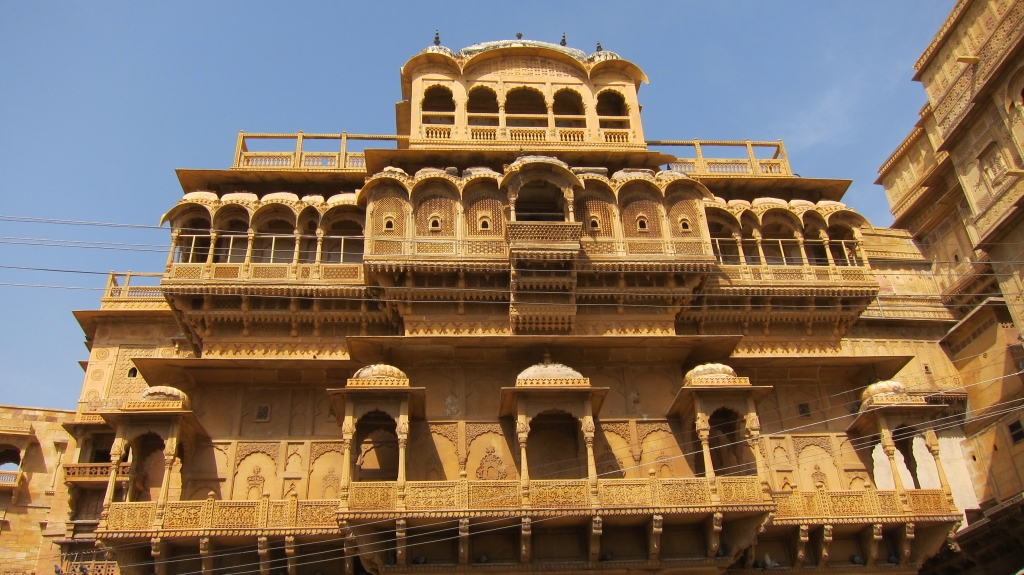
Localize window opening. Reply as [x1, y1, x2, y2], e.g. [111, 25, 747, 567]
[680, 219, 691, 232]
[255, 405, 271, 423]
[429, 216, 441, 230]
[478, 218, 490, 231]
[127, 367, 138, 379]
[590, 218, 600, 230]
[1010, 420, 1024, 444]
[797, 403, 811, 418]
[637, 217, 648, 231]
[384, 219, 395, 230]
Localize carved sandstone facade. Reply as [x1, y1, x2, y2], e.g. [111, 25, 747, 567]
[8, 34, 1002, 575]
[877, 0, 1024, 572]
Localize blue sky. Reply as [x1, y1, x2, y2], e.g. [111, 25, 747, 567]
[0, 2, 953, 409]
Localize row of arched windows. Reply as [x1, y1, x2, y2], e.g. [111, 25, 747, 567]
[422, 85, 629, 131]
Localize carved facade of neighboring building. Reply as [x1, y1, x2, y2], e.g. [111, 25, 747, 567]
[4, 31, 1013, 575]
[877, 1, 1024, 573]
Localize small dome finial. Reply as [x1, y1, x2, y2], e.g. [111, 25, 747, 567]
[516, 32, 523, 40]
[560, 33, 566, 46]
[542, 349, 552, 365]
[596, 41, 603, 52]
[433, 30, 440, 46]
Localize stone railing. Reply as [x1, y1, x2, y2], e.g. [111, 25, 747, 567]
[232, 132, 387, 171]
[167, 262, 366, 283]
[771, 488, 954, 522]
[580, 238, 709, 259]
[651, 139, 793, 178]
[0, 420, 32, 435]
[102, 477, 765, 533]
[0, 470, 22, 489]
[101, 272, 166, 310]
[716, 264, 875, 286]
[64, 463, 131, 483]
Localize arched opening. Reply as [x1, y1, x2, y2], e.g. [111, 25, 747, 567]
[708, 221, 740, 265]
[515, 181, 565, 222]
[826, 225, 860, 266]
[760, 223, 802, 266]
[467, 87, 499, 127]
[504, 88, 548, 128]
[893, 425, 921, 489]
[553, 90, 585, 128]
[596, 91, 629, 129]
[527, 411, 584, 480]
[127, 433, 167, 502]
[422, 85, 455, 126]
[174, 215, 212, 264]
[322, 219, 365, 264]
[296, 209, 320, 264]
[803, 228, 829, 266]
[212, 207, 249, 264]
[252, 210, 297, 264]
[707, 408, 756, 476]
[0, 445, 21, 472]
[354, 411, 399, 482]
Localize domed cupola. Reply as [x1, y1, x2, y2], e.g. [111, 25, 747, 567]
[499, 351, 608, 418]
[516, 352, 587, 385]
[587, 41, 622, 63]
[419, 30, 456, 58]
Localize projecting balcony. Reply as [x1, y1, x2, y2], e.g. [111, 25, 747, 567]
[651, 139, 794, 178]
[231, 132, 386, 172]
[0, 470, 23, 491]
[63, 463, 131, 485]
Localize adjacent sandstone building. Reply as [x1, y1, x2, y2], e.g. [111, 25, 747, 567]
[6, 23, 1020, 575]
[877, 0, 1024, 572]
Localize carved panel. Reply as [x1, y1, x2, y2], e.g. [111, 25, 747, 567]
[310, 442, 345, 462]
[107, 346, 156, 398]
[792, 436, 833, 456]
[234, 443, 281, 470]
[636, 422, 672, 444]
[466, 422, 503, 446]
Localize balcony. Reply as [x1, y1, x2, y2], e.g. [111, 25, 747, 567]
[64, 463, 131, 485]
[649, 139, 793, 178]
[100, 272, 166, 311]
[772, 488, 955, 523]
[0, 470, 23, 491]
[231, 132, 396, 172]
[101, 477, 766, 535]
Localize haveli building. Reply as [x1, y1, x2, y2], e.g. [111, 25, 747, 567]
[876, 0, 1024, 572]
[4, 6, 1024, 573]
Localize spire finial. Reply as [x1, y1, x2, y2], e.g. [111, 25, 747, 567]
[433, 30, 440, 46]
[596, 41, 603, 52]
[516, 32, 523, 40]
[560, 33, 566, 46]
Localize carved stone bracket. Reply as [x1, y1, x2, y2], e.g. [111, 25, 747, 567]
[705, 512, 722, 558]
[588, 515, 603, 562]
[793, 524, 808, 570]
[649, 514, 663, 562]
[815, 524, 832, 569]
[520, 517, 532, 563]
[860, 523, 882, 568]
[458, 518, 470, 565]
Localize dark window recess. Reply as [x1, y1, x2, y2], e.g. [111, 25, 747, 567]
[798, 403, 811, 418]
[127, 367, 138, 378]
[1010, 420, 1024, 444]
[255, 405, 271, 422]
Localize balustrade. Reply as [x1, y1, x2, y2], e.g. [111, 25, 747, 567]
[63, 463, 130, 483]
[772, 488, 953, 520]
[0, 470, 21, 488]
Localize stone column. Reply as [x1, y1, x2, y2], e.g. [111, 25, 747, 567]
[733, 233, 745, 265]
[292, 229, 302, 266]
[205, 231, 218, 266]
[200, 537, 214, 575]
[517, 412, 530, 508]
[796, 232, 809, 267]
[244, 230, 255, 270]
[99, 437, 125, 526]
[819, 230, 836, 267]
[753, 230, 767, 266]
[924, 429, 955, 508]
[396, 401, 409, 510]
[546, 103, 555, 140]
[582, 407, 597, 503]
[340, 404, 354, 509]
[852, 229, 870, 269]
[498, 103, 506, 139]
[880, 426, 909, 509]
[314, 230, 324, 265]
[166, 230, 180, 272]
[696, 412, 715, 482]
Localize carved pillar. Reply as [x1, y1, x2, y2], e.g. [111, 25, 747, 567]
[285, 535, 296, 575]
[818, 230, 836, 267]
[396, 401, 409, 511]
[566, 192, 576, 223]
[99, 438, 124, 525]
[896, 523, 914, 567]
[395, 519, 407, 566]
[648, 515, 663, 562]
[498, 103, 506, 139]
[745, 399, 771, 496]
[340, 404, 354, 510]
[153, 451, 175, 527]
[588, 516, 602, 562]
[796, 232, 809, 267]
[205, 231, 218, 267]
[924, 429, 954, 507]
[546, 103, 555, 139]
[732, 233, 745, 265]
[165, 230, 180, 272]
[258, 536, 270, 575]
[200, 537, 213, 575]
[342, 523, 355, 575]
[696, 411, 715, 482]
[520, 517, 532, 563]
[244, 230, 255, 270]
[509, 197, 517, 222]
[753, 230, 766, 267]
[582, 408, 597, 503]
[517, 412, 530, 508]
[314, 230, 324, 265]
[151, 537, 168, 575]
[880, 425, 909, 508]
[458, 518, 470, 564]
